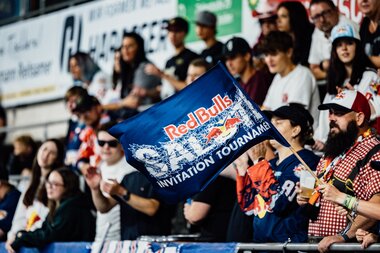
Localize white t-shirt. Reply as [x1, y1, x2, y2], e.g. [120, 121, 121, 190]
[314, 70, 379, 143]
[95, 157, 136, 241]
[356, 71, 380, 120]
[88, 71, 112, 104]
[160, 66, 176, 100]
[308, 15, 359, 65]
[263, 64, 320, 128]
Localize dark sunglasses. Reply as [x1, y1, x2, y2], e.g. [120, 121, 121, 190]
[98, 140, 119, 148]
[329, 108, 352, 117]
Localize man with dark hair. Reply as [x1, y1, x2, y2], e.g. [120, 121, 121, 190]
[223, 37, 273, 106]
[308, 0, 359, 97]
[297, 90, 380, 252]
[64, 86, 88, 168]
[91, 121, 129, 241]
[72, 95, 110, 174]
[195, 10, 224, 65]
[145, 17, 199, 99]
[261, 31, 319, 127]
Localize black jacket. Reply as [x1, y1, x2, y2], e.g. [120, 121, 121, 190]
[11, 194, 95, 250]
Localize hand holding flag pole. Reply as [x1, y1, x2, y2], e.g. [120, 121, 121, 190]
[288, 146, 355, 223]
[288, 146, 322, 185]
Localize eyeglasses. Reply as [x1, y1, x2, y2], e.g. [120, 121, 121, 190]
[98, 140, 119, 148]
[45, 180, 64, 189]
[311, 9, 334, 22]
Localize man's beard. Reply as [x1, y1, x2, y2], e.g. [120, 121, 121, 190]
[324, 120, 359, 159]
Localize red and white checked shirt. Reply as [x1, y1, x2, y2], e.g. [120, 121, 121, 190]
[308, 135, 380, 236]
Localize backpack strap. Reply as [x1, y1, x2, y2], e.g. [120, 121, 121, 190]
[333, 144, 380, 195]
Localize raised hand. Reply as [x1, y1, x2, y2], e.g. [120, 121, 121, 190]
[84, 168, 102, 190]
[100, 179, 126, 196]
[247, 141, 267, 162]
[233, 152, 250, 176]
[144, 63, 162, 77]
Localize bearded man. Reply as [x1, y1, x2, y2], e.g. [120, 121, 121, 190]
[297, 90, 380, 253]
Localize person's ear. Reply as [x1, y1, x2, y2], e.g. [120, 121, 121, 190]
[26, 146, 33, 154]
[356, 112, 366, 127]
[96, 105, 102, 115]
[286, 48, 293, 59]
[244, 52, 251, 62]
[292, 125, 301, 138]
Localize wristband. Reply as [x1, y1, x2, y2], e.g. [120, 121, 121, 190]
[352, 199, 359, 214]
[124, 190, 131, 201]
[340, 233, 350, 242]
[342, 195, 357, 210]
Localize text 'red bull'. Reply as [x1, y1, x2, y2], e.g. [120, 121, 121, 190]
[164, 94, 233, 141]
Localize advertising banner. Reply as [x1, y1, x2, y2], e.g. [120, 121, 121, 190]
[0, 0, 177, 107]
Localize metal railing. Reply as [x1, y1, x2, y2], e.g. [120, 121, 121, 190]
[237, 242, 380, 252]
[0, 0, 91, 27]
[138, 236, 380, 252]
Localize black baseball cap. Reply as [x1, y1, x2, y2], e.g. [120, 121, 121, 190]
[165, 17, 189, 34]
[223, 37, 252, 59]
[265, 104, 315, 145]
[72, 95, 100, 113]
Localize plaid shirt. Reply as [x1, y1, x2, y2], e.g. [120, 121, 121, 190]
[308, 134, 380, 236]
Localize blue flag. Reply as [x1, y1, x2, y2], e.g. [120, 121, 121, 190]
[109, 62, 290, 203]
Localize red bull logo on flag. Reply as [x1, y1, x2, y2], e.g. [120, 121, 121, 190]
[109, 62, 290, 203]
[205, 116, 241, 143]
[163, 94, 233, 141]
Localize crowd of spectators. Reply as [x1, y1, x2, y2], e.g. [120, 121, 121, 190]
[0, 0, 380, 252]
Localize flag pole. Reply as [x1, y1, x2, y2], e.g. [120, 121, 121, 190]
[288, 146, 322, 185]
[289, 147, 355, 223]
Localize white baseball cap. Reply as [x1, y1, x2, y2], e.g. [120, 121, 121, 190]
[331, 23, 360, 45]
[318, 90, 370, 121]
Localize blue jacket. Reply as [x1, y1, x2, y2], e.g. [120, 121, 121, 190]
[253, 149, 319, 243]
[0, 188, 21, 237]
